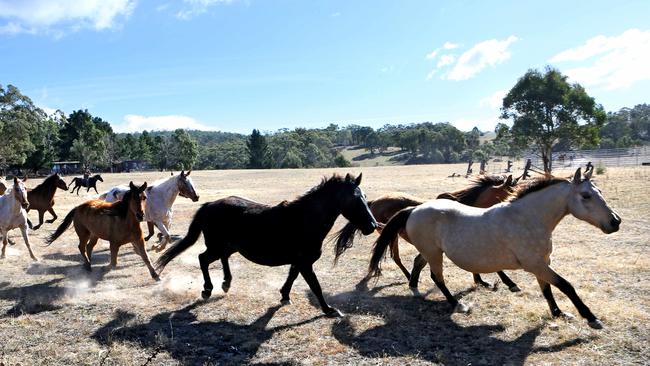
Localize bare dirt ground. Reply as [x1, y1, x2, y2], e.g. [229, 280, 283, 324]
[0, 165, 648, 365]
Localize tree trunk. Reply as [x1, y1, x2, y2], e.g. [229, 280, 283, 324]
[542, 146, 553, 173]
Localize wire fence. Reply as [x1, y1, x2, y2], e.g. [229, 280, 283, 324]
[484, 146, 650, 175]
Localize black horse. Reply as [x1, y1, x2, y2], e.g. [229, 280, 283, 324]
[69, 174, 103, 195]
[155, 173, 377, 317]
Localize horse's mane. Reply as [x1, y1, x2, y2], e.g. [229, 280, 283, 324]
[509, 176, 567, 201]
[437, 175, 508, 205]
[31, 174, 59, 193]
[100, 190, 132, 217]
[284, 174, 347, 207]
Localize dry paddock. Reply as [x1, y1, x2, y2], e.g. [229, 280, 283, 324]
[0, 165, 648, 365]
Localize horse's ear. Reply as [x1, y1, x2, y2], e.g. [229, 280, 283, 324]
[170, 172, 174, 176]
[186, 170, 191, 176]
[23, 174, 27, 182]
[572, 168, 582, 185]
[504, 175, 513, 186]
[355, 173, 363, 186]
[344, 173, 352, 182]
[129, 181, 136, 190]
[180, 170, 185, 177]
[584, 167, 593, 180]
[140, 182, 148, 192]
[13, 177, 18, 185]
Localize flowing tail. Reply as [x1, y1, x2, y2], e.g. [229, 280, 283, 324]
[46, 208, 76, 245]
[155, 204, 206, 273]
[368, 207, 414, 277]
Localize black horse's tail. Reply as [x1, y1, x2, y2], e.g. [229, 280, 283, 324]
[155, 204, 206, 273]
[368, 207, 414, 277]
[47, 208, 76, 245]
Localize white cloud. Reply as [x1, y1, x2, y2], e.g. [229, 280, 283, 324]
[425, 49, 439, 59]
[549, 28, 650, 90]
[0, 0, 135, 36]
[479, 89, 507, 109]
[436, 54, 456, 68]
[176, 0, 234, 20]
[445, 36, 518, 80]
[426, 70, 438, 80]
[116, 114, 219, 133]
[443, 41, 459, 50]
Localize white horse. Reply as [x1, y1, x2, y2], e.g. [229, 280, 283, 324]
[0, 177, 37, 261]
[369, 168, 621, 329]
[100, 171, 199, 251]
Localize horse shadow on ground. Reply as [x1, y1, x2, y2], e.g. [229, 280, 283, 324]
[306, 279, 594, 366]
[92, 298, 316, 365]
[0, 258, 124, 318]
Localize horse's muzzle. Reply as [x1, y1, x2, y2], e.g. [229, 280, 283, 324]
[21, 202, 29, 210]
[192, 195, 199, 202]
[361, 221, 377, 235]
[136, 213, 144, 222]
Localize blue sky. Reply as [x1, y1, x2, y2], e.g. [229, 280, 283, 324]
[1, 0, 649, 134]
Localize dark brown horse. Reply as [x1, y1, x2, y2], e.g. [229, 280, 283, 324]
[155, 174, 377, 317]
[334, 175, 521, 291]
[69, 174, 103, 195]
[25, 173, 68, 230]
[47, 182, 158, 280]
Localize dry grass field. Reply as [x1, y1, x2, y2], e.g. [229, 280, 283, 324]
[0, 165, 648, 365]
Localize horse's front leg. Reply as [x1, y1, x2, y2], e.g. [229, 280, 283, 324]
[45, 207, 58, 224]
[530, 263, 602, 329]
[298, 263, 342, 317]
[1, 231, 7, 259]
[131, 238, 159, 281]
[152, 221, 172, 252]
[280, 264, 300, 305]
[32, 210, 45, 230]
[92, 186, 99, 194]
[144, 222, 155, 241]
[20, 225, 38, 261]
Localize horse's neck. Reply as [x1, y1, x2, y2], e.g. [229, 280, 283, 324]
[0, 192, 22, 217]
[510, 182, 570, 233]
[295, 189, 342, 235]
[152, 176, 180, 207]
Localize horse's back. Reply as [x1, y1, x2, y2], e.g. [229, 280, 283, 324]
[102, 186, 128, 202]
[371, 193, 425, 222]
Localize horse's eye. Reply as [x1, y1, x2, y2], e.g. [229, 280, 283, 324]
[581, 193, 591, 200]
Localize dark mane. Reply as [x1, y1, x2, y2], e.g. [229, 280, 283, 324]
[284, 174, 347, 207]
[437, 175, 507, 205]
[510, 177, 568, 201]
[31, 174, 60, 193]
[101, 190, 131, 217]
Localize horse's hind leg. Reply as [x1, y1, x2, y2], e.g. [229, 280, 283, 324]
[1, 232, 7, 259]
[20, 226, 38, 261]
[427, 249, 468, 313]
[497, 271, 520, 292]
[46, 207, 57, 224]
[198, 249, 221, 299]
[390, 237, 411, 281]
[537, 278, 564, 318]
[280, 264, 300, 305]
[408, 254, 428, 289]
[77, 230, 91, 270]
[132, 239, 160, 281]
[85, 236, 99, 263]
[472, 273, 492, 288]
[298, 263, 342, 317]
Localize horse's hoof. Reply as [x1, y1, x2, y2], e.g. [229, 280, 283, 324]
[33, 226, 41, 231]
[509, 285, 521, 292]
[454, 303, 470, 314]
[221, 282, 230, 293]
[280, 298, 292, 306]
[152, 273, 161, 282]
[31, 256, 39, 262]
[476, 281, 492, 289]
[559, 312, 576, 321]
[46, 219, 55, 224]
[325, 308, 344, 318]
[84, 264, 92, 272]
[201, 290, 212, 300]
[588, 319, 603, 329]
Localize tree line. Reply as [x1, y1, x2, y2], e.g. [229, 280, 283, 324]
[2, 68, 649, 174]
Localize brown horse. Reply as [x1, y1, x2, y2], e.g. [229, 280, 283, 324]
[25, 173, 69, 230]
[47, 182, 159, 280]
[0, 178, 7, 195]
[335, 175, 521, 291]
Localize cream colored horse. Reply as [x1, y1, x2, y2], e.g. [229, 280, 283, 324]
[369, 168, 621, 329]
[0, 177, 37, 260]
[100, 171, 199, 251]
